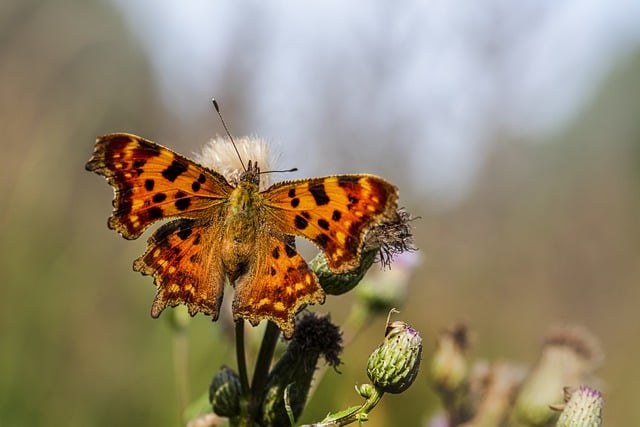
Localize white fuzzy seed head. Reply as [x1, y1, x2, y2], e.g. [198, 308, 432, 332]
[194, 136, 273, 189]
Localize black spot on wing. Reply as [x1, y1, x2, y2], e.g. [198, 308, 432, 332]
[294, 215, 308, 230]
[162, 160, 188, 182]
[148, 207, 163, 220]
[284, 244, 296, 258]
[133, 159, 146, 169]
[152, 193, 166, 203]
[144, 179, 155, 191]
[309, 182, 330, 206]
[175, 198, 191, 211]
[177, 227, 192, 240]
[316, 233, 330, 249]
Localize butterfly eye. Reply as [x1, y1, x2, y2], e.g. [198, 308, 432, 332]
[240, 161, 261, 186]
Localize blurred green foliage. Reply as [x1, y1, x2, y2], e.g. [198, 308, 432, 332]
[1, 1, 639, 426]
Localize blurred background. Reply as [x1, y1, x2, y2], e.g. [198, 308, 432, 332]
[1, 0, 639, 425]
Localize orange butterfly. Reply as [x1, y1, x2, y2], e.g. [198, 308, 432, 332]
[86, 133, 398, 337]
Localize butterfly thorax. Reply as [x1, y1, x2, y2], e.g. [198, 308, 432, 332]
[221, 163, 263, 282]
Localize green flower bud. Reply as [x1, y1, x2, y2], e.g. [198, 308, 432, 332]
[356, 383, 375, 399]
[367, 320, 422, 394]
[311, 249, 377, 295]
[209, 366, 241, 418]
[261, 314, 343, 425]
[556, 387, 603, 427]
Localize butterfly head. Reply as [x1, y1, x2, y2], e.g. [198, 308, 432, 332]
[240, 160, 261, 186]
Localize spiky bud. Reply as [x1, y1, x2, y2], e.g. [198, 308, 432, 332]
[261, 313, 343, 426]
[209, 366, 241, 418]
[356, 383, 375, 399]
[555, 386, 603, 427]
[367, 320, 422, 394]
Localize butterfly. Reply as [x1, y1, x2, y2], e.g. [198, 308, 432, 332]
[86, 133, 399, 337]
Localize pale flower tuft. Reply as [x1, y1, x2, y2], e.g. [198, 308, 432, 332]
[194, 136, 274, 189]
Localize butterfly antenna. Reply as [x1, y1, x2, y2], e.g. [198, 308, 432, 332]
[259, 167, 298, 175]
[212, 98, 246, 172]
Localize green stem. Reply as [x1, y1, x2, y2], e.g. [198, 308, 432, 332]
[335, 386, 385, 426]
[235, 319, 250, 399]
[172, 328, 190, 421]
[249, 321, 281, 416]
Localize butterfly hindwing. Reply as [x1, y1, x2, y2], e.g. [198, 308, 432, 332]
[86, 133, 233, 239]
[262, 175, 398, 272]
[133, 218, 226, 319]
[232, 234, 324, 338]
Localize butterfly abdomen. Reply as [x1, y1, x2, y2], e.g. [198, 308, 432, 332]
[221, 180, 262, 282]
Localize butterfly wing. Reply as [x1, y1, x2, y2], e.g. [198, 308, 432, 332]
[133, 218, 227, 319]
[262, 175, 398, 272]
[232, 234, 324, 338]
[86, 133, 233, 239]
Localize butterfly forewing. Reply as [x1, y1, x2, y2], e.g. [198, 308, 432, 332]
[262, 175, 399, 272]
[86, 133, 233, 239]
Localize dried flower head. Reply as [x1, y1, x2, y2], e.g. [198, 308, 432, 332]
[261, 313, 343, 425]
[312, 207, 417, 295]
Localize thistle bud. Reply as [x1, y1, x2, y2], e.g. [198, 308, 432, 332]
[261, 313, 343, 425]
[510, 324, 602, 426]
[356, 383, 375, 399]
[366, 320, 422, 394]
[310, 249, 377, 295]
[209, 366, 241, 418]
[431, 322, 469, 393]
[555, 386, 603, 427]
[430, 323, 476, 425]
